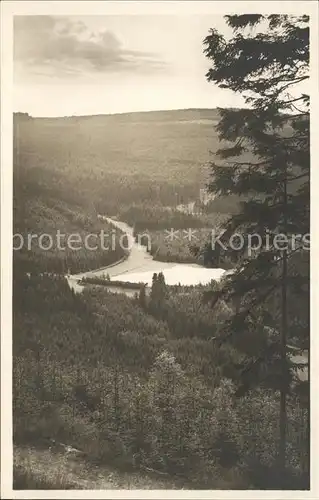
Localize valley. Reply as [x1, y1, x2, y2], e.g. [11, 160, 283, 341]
[12, 107, 309, 490]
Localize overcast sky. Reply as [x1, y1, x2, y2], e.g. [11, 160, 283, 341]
[14, 15, 246, 117]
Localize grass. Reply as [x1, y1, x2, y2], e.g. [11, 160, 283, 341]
[13, 446, 187, 490]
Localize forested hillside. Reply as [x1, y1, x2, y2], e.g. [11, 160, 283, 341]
[13, 273, 308, 488]
[14, 109, 221, 214]
[13, 109, 238, 272]
[14, 114, 129, 274]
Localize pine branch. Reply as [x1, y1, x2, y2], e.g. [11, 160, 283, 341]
[277, 76, 309, 94]
[287, 173, 309, 182]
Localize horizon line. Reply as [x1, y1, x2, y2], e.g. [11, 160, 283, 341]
[13, 105, 245, 120]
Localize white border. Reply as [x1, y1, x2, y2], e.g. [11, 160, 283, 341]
[1, 1, 319, 498]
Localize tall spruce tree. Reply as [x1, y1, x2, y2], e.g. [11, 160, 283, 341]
[150, 272, 168, 315]
[138, 284, 147, 309]
[203, 15, 309, 487]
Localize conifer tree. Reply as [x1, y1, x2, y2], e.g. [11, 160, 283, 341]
[150, 273, 158, 299]
[138, 284, 147, 309]
[150, 272, 168, 314]
[203, 14, 309, 487]
[157, 272, 168, 301]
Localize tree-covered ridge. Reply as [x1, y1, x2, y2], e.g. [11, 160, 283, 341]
[13, 198, 128, 275]
[13, 109, 221, 213]
[14, 108, 253, 218]
[13, 156, 129, 274]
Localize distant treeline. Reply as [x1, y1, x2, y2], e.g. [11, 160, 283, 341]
[80, 276, 145, 290]
[119, 205, 208, 233]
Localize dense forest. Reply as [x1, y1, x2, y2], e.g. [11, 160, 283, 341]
[13, 273, 308, 488]
[118, 204, 231, 265]
[13, 139, 129, 275]
[13, 109, 222, 212]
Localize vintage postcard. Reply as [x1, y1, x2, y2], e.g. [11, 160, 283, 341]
[1, 1, 318, 498]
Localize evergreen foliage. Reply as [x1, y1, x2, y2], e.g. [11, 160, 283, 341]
[13, 274, 308, 488]
[203, 14, 309, 486]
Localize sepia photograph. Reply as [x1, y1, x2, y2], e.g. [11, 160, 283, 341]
[1, 0, 318, 497]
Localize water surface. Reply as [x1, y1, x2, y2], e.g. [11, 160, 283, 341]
[67, 216, 226, 292]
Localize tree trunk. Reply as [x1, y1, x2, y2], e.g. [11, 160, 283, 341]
[113, 365, 120, 431]
[279, 169, 288, 486]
